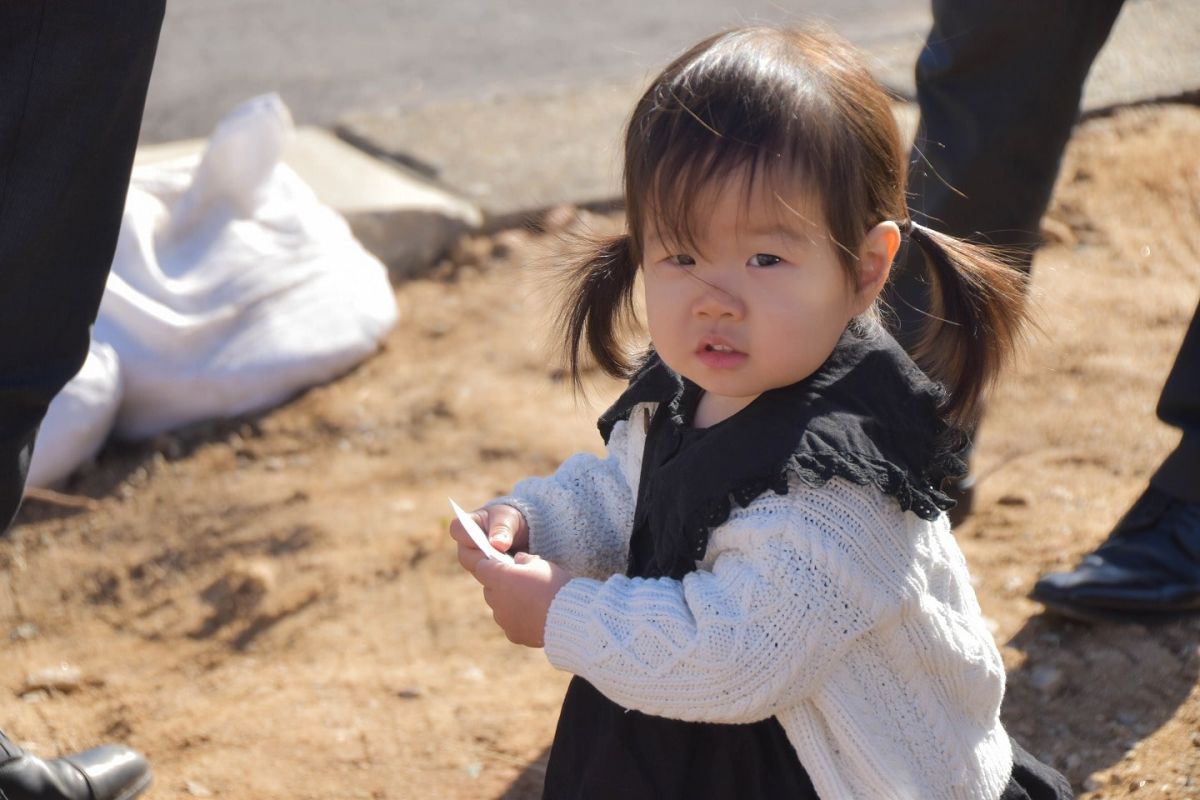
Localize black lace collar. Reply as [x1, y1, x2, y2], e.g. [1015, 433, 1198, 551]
[598, 324, 967, 579]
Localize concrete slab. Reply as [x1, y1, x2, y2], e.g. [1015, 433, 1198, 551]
[337, 81, 637, 231]
[337, 0, 1196, 232]
[135, 127, 482, 282]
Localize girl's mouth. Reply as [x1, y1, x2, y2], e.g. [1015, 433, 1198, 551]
[696, 341, 747, 368]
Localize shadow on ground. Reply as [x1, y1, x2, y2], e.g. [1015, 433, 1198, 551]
[1003, 614, 1200, 790]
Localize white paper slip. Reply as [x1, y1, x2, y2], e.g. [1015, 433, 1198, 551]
[449, 498, 515, 564]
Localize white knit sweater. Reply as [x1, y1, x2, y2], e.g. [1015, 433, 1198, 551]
[497, 402, 1014, 800]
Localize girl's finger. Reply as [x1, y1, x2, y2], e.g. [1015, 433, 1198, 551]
[486, 507, 520, 549]
[458, 545, 489, 577]
[448, 519, 475, 547]
[473, 556, 515, 587]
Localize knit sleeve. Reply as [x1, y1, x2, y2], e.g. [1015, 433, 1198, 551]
[490, 413, 645, 580]
[542, 477, 907, 724]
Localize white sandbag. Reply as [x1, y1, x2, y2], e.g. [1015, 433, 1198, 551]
[26, 342, 123, 488]
[95, 94, 398, 440]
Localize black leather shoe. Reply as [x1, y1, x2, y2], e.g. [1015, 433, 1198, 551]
[0, 731, 152, 800]
[1030, 487, 1200, 622]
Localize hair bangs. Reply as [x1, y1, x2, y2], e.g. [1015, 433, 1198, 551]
[624, 27, 846, 265]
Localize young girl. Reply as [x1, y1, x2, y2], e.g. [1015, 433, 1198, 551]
[451, 26, 1072, 800]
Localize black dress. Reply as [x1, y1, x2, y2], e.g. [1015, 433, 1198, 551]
[541, 326, 1072, 799]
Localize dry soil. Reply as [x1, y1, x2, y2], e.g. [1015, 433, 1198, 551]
[3, 104, 1200, 799]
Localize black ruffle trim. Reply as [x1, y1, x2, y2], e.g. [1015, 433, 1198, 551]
[644, 444, 963, 569]
[607, 326, 968, 579]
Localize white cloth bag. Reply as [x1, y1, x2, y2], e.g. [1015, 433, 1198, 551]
[27, 94, 397, 485]
[97, 93, 397, 440]
[26, 342, 123, 488]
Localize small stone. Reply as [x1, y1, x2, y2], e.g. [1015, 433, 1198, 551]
[542, 204, 580, 233]
[1029, 664, 1063, 692]
[201, 561, 275, 621]
[24, 663, 83, 693]
[459, 665, 485, 683]
[997, 493, 1030, 507]
[424, 321, 451, 338]
[264, 456, 285, 472]
[450, 236, 492, 268]
[152, 434, 185, 460]
[464, 762, 483, 779]
[1040, 216, 1078, 248]
[492, 229, 526, 259]
[10, 622, 38, 641]
[185, 780, 213, 797]
[1190, 732, 1200, 747]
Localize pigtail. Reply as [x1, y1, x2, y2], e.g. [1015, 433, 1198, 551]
[902, 221, 1029, 428]
[554, 233, 642, 391]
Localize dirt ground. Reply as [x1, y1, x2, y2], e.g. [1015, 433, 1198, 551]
[3, 103, 1199, 799]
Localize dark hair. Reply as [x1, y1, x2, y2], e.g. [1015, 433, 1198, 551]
[557, 26, 1026, 428]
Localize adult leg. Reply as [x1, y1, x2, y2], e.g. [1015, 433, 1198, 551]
[887, 0, 1125, 348]
[0, 0, 164, 533]
[893, 0, 1200, 620]
[883, 0, 1124, 524]
[1032, 303, 1200, 620]
[0, 2, 164, 798]
[1152, 301, 1200, 505]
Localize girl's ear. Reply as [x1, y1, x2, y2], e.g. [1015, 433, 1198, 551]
[853, 220, 900, 314]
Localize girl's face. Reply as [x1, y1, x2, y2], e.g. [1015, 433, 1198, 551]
[641, 171, 894, 427]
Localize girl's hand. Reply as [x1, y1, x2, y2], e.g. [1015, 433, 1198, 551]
[449, 503, 529, 574]
[474, 553, 573, 648]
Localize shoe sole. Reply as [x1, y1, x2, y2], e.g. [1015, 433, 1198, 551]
[1033, 596, 1199, 625]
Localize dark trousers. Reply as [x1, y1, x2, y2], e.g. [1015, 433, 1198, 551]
[884, 0, 1199, 503]
[0, 1, 166, 532]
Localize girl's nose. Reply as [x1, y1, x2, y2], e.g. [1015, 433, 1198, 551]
[691, 273, 745, 320]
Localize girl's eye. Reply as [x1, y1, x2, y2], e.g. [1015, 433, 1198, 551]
[749, 253, 783, 268]
[666, 254, 696, 267]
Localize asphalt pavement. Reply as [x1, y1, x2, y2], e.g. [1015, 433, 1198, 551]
[136, 0, 1199, 277]
[139, 0, 931, 143]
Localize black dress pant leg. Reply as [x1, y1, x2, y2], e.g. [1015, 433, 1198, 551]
[1152, 301, 1200, 503]
[0, 0, 166, 532]
[885, 0, 1125, 350]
